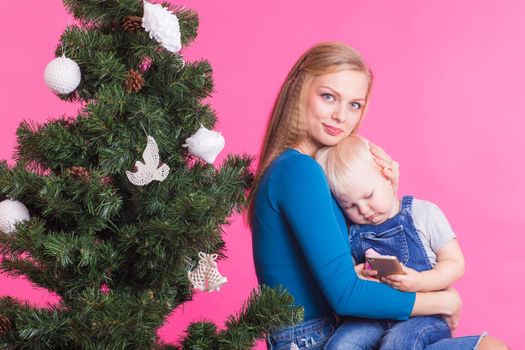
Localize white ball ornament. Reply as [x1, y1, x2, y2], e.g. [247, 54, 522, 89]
[142, 1, 182, 53]
[44, 54, 81, 94]
[183, 126, 225, 164]
[0, 199, 30, 235]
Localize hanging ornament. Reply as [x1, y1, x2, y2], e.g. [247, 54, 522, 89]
[142, 1, 181, 53]
[183, 125, 225, 164]
[0, 199, 30, 235]
[187, 252, 228, 292]
[126, 135, 170, 186]
[139, 56, 153, 72]
[205, 255, 228, 292]
[44, 54, 81, 94]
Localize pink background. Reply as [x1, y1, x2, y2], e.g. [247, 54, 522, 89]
[1, 1, 523, 348]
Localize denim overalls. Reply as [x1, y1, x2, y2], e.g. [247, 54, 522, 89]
[349, 196, 432, 269]
[325, 195, 486, 350]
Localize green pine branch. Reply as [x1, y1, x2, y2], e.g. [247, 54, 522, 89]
[178, 285, 303, 350]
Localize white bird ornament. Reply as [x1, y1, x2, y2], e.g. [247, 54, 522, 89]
[126, 135, 170, 186]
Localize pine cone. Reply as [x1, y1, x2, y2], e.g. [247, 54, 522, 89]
[0, 314, 11, 338]
[69, 166, 90, 181]
[122, 16, 142, 32]
[124, 69, 145, 93]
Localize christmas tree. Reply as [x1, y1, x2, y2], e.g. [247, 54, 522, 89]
[0, 1, 301, 349]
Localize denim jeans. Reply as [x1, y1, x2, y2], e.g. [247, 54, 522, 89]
[425, 332, 488, 350]
[267, 313, 339, 350]
[325, 315, 450, 350]
[268, 314, 486, 350]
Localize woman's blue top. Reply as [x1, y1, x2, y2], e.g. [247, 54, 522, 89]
[251, 149, 415, 320]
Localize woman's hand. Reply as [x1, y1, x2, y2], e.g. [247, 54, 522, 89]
[369, 142, 400, 194]
[354, 263, 379, 282]
[441, 287, 462, 333]
[382, 265, 424, 292]
[411, 287, 462, 331]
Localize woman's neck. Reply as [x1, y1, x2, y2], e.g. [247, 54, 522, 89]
[294, 141, 319, 157]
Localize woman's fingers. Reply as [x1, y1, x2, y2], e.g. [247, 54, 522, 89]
[369, 142, 390, 163]
[369, 142, 400, 193]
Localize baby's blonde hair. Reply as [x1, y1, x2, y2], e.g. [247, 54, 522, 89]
[315, 134, 382, 198]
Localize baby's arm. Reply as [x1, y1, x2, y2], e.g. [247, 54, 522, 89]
[382, 239, 465, 292]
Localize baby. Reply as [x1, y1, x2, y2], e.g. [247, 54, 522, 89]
[316, 134, 465, 349]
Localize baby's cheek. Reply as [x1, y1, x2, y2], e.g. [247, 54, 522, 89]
[347, 210, 363, 224]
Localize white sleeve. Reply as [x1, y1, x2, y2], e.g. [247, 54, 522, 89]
[412, 198, 456, 254]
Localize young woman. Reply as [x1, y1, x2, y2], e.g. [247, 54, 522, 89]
[248, 42, 508, 350]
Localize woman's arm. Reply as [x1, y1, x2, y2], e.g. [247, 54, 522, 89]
[274, 154, 466, 323]
[413, 288, 462, 331]
[276, 155, 416, 320]
[382, 239, 465, 292]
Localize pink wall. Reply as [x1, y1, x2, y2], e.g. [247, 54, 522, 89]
[1, 1, 523, 348]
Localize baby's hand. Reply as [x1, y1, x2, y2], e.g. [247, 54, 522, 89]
[382, 265, 423, 292]
[355, 263, 380, 282]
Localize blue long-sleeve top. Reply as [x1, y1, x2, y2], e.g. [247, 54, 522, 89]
[251, 149, 416, 321]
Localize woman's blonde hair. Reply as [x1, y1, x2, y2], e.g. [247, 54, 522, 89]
[315, 134, 381, 199]
[247, 42, 374, 224]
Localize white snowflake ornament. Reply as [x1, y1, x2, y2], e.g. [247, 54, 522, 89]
[126, 135, 170, 186]
[0, 199, 30, 235]
[183, 126, 225, 164]
[187, 252, 228, 292]
[142, 1, 181, 53]
[44, 54, 81, 94]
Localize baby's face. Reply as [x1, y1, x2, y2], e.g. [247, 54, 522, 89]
[336, 168, 398, 225]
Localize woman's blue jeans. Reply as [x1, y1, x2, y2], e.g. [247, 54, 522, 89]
[267, 314, 486, 350]
[267, 314, 339, 349]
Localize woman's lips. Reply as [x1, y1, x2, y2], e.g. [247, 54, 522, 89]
[323, 124, 343, 136]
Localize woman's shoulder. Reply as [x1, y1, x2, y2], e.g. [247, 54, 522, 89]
[268, 149, 324, 177]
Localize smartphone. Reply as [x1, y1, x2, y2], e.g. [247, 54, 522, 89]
[365, 255, 405, 280]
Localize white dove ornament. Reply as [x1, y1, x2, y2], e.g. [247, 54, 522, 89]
[183, 126, 225, 164]
[126, 136, 170, 186]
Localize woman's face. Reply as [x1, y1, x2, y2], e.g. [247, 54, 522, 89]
[299, 70, 369, 156]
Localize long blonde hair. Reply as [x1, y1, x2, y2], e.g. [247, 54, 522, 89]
[247, 42, 374, 224]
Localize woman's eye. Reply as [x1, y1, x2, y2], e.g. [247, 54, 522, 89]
[350, 102, 362, 110]
[321, 93, 335, 101]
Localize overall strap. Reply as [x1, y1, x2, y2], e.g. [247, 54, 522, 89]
[401, 195, 414, 212]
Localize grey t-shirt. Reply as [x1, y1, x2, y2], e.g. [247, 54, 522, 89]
[411, 198, 456, 266]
